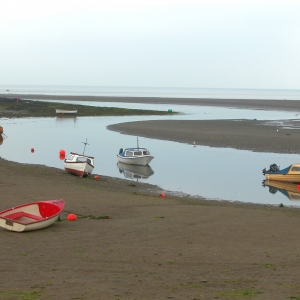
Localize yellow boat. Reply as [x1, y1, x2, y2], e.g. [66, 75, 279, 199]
[263, 163, 300, 183]
[263, 180, 300, 201]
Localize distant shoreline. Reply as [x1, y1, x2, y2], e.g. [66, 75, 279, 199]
[0, 93, 299, 112]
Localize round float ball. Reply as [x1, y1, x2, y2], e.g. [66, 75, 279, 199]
[59, 149, 66, 156]
[94, 175, 100, 180]
[67, 214, 77, 221]
[160, 193, 166, 198]
[59, 155, 65, 160]
[31, 148, 35, 152]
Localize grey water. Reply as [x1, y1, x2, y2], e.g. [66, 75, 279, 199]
[1, 84, 300, 100]
[1, 101, 300, 207]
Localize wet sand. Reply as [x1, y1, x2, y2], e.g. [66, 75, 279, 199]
[1, 157, 300, 299]
[1, 95, 300, 299]
[108, 119, 300, 154]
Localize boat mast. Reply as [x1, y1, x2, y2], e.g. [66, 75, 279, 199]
[82, 138, 89, 155]
[137, 137, 139, 149]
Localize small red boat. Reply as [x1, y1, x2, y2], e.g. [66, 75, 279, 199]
[0, 200, 65, 232]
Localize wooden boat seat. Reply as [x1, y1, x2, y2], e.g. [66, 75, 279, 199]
[4, 211, 44, 221]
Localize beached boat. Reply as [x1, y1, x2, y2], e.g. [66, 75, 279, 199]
[56, 109, 77, 114]
[262, 163, 300, 183]
[64, 139, 94, 177]
[0, 200, 65, 232]
[263, 180, 300, 201]
[117, 162, 154, 180]
[64, 152, 94, 177]
[117, 137, 154, 166]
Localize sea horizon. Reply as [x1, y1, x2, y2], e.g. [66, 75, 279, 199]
[0, 85, 300, 100]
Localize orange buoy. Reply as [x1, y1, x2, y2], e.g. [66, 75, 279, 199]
[67, 214, 77, 221]
[94, 175, 100, 180]
[160, 193, 166, 198]
[59, 149, 66, 156]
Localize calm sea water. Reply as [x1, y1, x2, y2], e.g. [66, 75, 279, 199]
[1, 97, 300, 207]
[1, 85, 300, 100]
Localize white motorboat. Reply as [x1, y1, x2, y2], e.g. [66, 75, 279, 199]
[64, 139, 94, 177]
[56, 109, 77, 114]
[117, 137, 154, 166]
[64, 152, 94, 177]
[117, 148, 153, 166]
[117, 162, 154, 180]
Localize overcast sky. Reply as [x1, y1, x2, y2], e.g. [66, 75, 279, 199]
[1, 0, 300, 89]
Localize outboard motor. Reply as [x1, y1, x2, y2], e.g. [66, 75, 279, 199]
[269, 163, 279, 172]
[262, 163, 280, 174]
[119, 148, 123, 154]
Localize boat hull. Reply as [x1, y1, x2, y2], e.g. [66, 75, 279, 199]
[264, 174, 300, 183]
[56, 109, 77, 114]
[0, 200, 65, 232]
[117, 155, 154, 166]
[64, 162, 94, 177]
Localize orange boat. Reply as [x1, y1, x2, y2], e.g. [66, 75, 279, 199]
[0, 126, 3, 135]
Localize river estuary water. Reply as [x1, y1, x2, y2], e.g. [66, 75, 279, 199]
[1, 100, 300, 207]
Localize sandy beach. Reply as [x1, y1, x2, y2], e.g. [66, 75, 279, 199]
[108, 119, 300, 154]
[1, 96, 300, 299]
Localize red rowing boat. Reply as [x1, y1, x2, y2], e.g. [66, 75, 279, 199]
[0, 200, 65, 232]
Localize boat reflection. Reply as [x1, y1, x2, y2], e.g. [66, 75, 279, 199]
[117, 162, 154, 181]
[263, 180, 300, 201]
[55, 117, 77, 122]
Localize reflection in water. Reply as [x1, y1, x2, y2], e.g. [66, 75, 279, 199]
[55, 117, 77, 123]
[263, 180, 300, 201]
[0, 133, 7, 146]
[117, 162, 154, 181]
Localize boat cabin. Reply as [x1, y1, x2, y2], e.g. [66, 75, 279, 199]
[119, 148, 150, 157]
[66, 153, 94, 164]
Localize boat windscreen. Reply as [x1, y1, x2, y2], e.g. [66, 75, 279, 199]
[76, 157, 88, 162]
[126, 151, 133, 156]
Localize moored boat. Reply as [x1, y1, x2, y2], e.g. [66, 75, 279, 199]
[64, 152, 94, 177]
[262, 163, 300, 183]
[117, 148, 154, 166]
[64, 138, 94, 177]
[56, 109, 77, 114]
[0, 200, 65, 232]
[117, 137, 154, 166]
